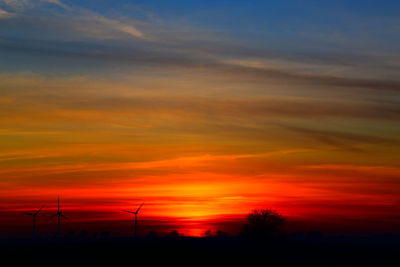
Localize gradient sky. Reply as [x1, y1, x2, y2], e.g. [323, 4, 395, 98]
[1, 0, 400, 236]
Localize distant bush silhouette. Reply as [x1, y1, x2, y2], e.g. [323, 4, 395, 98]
[216, 230, 228, 237]
[203, 230, 229, 238]
[204, 230, 212, 237]
[146, 231, 160, 238]
[241, 208, 285, 240]
[167, 230, 181, 238]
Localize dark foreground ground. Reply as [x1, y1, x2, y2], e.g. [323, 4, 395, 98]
[1, 235, 399, 266]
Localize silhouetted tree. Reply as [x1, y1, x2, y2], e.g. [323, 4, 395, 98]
[216, 230, 228, 237]
[241, 209, 285, 240]
[204, 230, 213, 237]
[167, 230, 181, 238]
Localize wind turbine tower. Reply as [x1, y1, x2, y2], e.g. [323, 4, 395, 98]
[124, 203, 144, 237]
[22, 205, 44, 238]
[50, 196, 68, 236]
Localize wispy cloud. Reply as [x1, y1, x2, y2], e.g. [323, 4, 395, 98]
[304, 164, 400, 174]
[0, 150, 304, 176]
[0, 0, 147, 40]
[279, 124, 397, 151]
[1, 72, 399, 122]
[0, 7, 13, 18]
[1, 37, 399, 93]
[1, 0, 400, 90]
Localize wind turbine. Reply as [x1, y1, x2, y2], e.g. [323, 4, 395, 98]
[21, 205, 44, 238]
[49, 196, 68, 236]
[124, 202, 144, 237]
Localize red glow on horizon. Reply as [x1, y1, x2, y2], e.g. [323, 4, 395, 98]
[1, 160, 400, 236]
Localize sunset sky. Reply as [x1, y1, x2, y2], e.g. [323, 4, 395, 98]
[1, 0, 400, 236]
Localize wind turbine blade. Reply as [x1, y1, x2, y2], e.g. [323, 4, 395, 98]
[47, 214, 58, 221]
[61, 214, 69, 221]
[123, 210, 135, 214]
[21, 211, 33, 216]
[57, 196, 60, 212]
[34, 205, 45, 216]
[135, 203, 145, 213]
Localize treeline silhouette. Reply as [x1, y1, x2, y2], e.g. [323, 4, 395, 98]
[18, 203, 285, 240]
[2, 207, 399, 266]
[17, 196, 286, 240]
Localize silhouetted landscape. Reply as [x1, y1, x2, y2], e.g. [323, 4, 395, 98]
[1, 209, 399, 266]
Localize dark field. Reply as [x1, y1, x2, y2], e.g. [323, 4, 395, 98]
[1, 235, 399, 266]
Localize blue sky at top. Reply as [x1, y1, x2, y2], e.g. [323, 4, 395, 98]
[0, 0, 399, 77]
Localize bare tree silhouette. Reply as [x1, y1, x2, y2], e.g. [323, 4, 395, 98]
[241, 208, 285, 240]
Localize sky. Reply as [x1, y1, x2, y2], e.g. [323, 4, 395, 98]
[0, 0, 400, 236]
